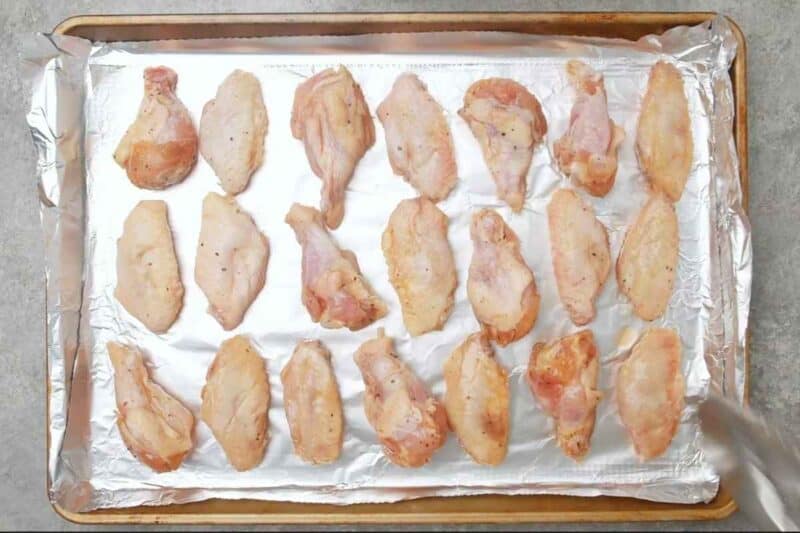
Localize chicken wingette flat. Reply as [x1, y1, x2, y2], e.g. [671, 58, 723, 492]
[114, 66, 198, 189]
[443, 332, 509, 465]
[617, 193, 679, 320]
[195, 193, 269, 330]
[382, 197, 457, 336]
[107, 342, 194, 473]
[201, 335, 270, 471]
[377, 73, 457, 201]
[281, 340, 344, 464]
[617, 328, 685, 460]
[547, 188, 611, 326]
[468, 209, 539, 345]
[115, 200, 184, 333]
[200, 69, 268, 194]
[636, 61, 694, 202]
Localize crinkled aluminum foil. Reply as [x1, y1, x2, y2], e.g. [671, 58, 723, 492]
[26, 16, 750, 513]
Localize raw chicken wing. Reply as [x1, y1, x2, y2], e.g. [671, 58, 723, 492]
[107, 342, 194, 472]
[115, 200, 184, 333]
[554, 60, 625, 196]
[285, 203, 386, 330]
[617, 328, 684, 460]
[636, 61, 693, 202]
[114, 66, 198, 189]
[443, 332, 509, 465]
[291, 66, 375, 228]
[281, 340, 344, 464]
[526, 330, 601, 460]
[616, 194, 679, 320]
[377, 73, 457, 201]
[201, 336, 269, 471]
[354, 329, 448, 467]
[468, 209, 539, 345]
[547, 188, 611, 325]
[459, 78, 547, 211]
[200, 70, 268, 194]
[195, 192, 269, 330]
[381, 197, 457, 336]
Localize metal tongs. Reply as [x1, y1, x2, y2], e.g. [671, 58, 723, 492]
[699, 394, 800, 530]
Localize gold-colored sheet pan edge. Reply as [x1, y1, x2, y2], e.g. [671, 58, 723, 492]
[46, 11, 747, 524]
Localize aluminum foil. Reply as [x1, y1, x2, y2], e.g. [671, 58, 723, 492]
[26, 16, 750, 513]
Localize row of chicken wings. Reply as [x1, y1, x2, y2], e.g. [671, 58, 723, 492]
[107, 59, 692, 473]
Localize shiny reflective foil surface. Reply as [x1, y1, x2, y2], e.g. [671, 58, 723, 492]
[26, 17, 750, 512]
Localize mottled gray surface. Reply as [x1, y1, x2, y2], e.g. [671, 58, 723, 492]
[0, 0, 796, 530]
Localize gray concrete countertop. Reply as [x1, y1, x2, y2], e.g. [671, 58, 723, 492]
[1, 0, 796, 530]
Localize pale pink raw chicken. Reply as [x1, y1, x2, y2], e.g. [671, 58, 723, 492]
[526, 330, 601, 460]
[285, 203, 386, 330]
[354, 329, 448, 467]
[114, 66, 198, 190]
[554, 60, 625, 197]
[291, 66, 375, 228]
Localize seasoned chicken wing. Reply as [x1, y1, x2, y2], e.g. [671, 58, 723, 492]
[468, 209, 539, 345]
[443, 332, 509, 465]
[617, 328, 684, 460]
[291, 66, 375, 228]
[354, 329, 448, 467]
[459, 78, 547, 211]
[200, 70, 268, 194]
[547, 188, 611, 326]
[114, 66, 198, 189]
[636, 61, 693, 202]
[617, 194, 679, 320]
[195, 193, 269, 330]
[201, 336, 269, 471]
[107, 342, 194, 473]
[281, 340, 344, 464]
[526, 330, 601, 460]
[382, 197, 457, 336]
[377, 73, 457, 201]
[554, 60, 625, 197]
[115, 200, 184, 333]
[285, 203, 386, 330]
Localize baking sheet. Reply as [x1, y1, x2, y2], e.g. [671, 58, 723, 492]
[26, 16, 750, 513]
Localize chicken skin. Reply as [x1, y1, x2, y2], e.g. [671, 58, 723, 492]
[554, 60, 625, 197]
[200, 70, 268, 194]
[201, 336, 269, 471]
[114, 66, 198, 189]
[281, 340, 344, 464]
[115, 200, 184, 333]
[381, 197, 457, 336]
[291, 66, 375, 228]
[354, 329, 448, 467]
[526, 330, 601, 460]
[459, 78, 547, 211]
[107, 342, 194, 473]
[377, 73, 457, 201]
[547, 188, 611, 326]
[617, 194, 679, 320]
[285, 203, 386, 330]
[468, 209, 539, 346]
[636, 61, 693, 202]
[443, 332, 509, 465]
[617, 328, 684, 460]
[195, 193, 269, 330]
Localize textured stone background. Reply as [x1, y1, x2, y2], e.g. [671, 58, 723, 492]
[1, 0, 797, 530]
